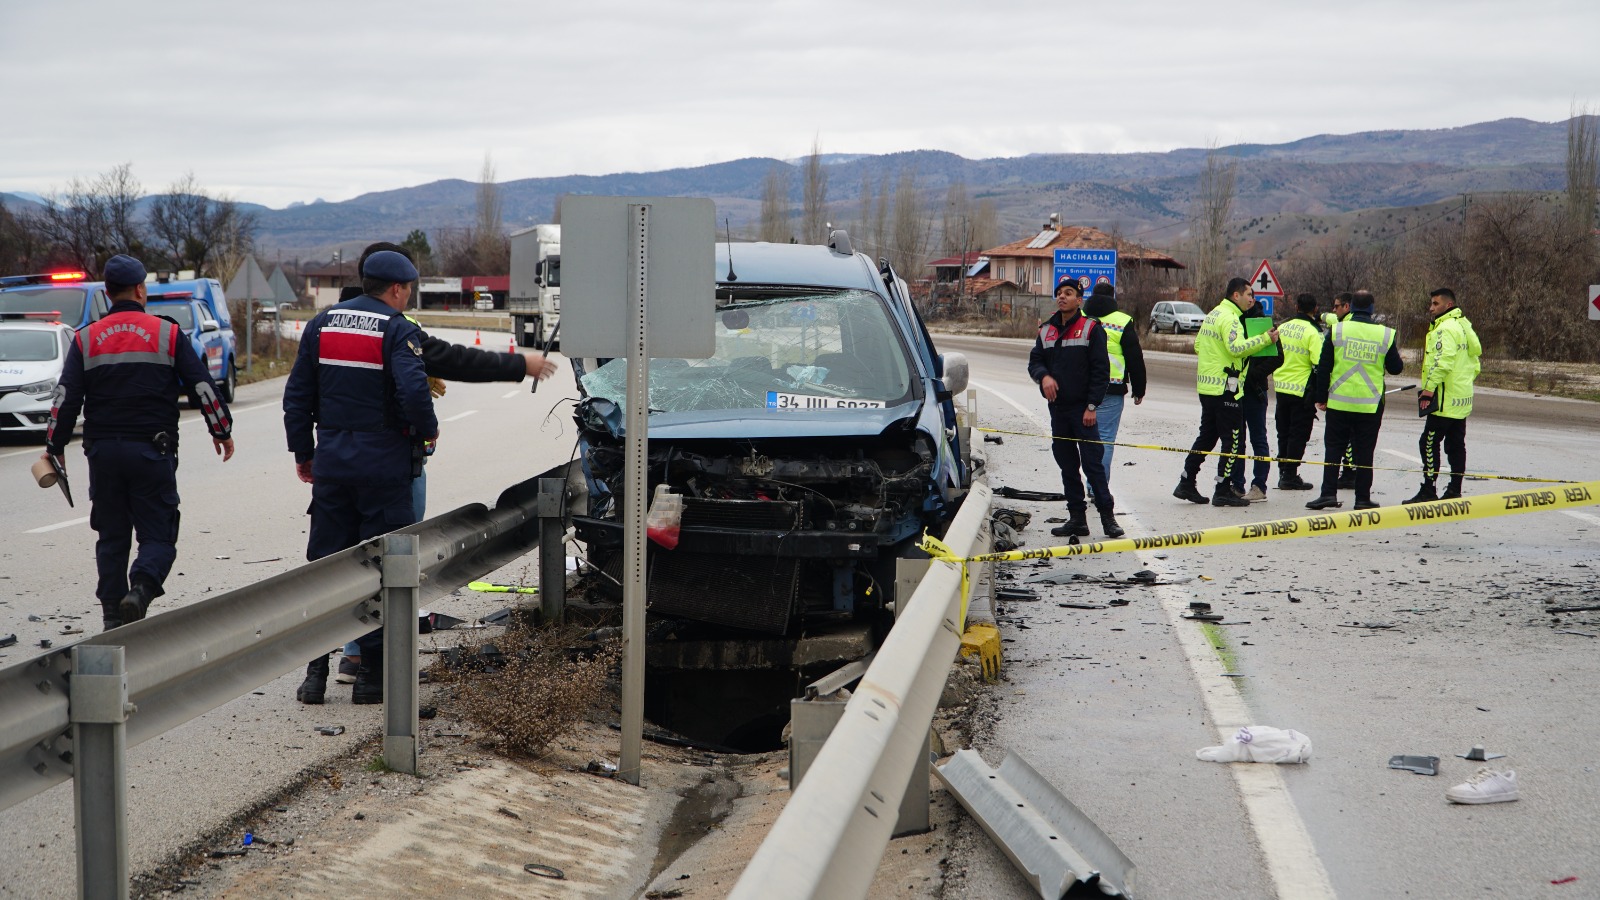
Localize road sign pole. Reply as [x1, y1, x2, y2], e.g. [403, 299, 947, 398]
[71, 644, 130, 900]
[619, 203, 651, 786]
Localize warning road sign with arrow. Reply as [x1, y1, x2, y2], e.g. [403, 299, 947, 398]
[1251, 259, 1283, 296]
[1589, 284, 1599, 321]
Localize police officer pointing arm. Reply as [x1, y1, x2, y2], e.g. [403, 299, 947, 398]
[283, 250, 437, 704]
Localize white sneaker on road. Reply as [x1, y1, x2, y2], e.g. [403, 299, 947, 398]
[1446, 767, 1518, 804]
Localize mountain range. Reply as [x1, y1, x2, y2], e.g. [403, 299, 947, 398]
[3, 117, 1587, 263]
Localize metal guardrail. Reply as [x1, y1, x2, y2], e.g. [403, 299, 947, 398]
[730, 479, 993, 900]
[0, 463, 567, 816]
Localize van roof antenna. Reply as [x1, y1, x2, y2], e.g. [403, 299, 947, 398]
[723, 217, 738, 282]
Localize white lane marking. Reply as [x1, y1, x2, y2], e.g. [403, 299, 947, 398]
[1147, 561, 1337, 899]
[26, 516, 90, 534]
[1563, 510, 1600, 527]
[1, 446, 47, 460]
[227, 402, 278, 415]
[1380, 449, 1421, 464]
[442, 410, 479, 423]
[502, 390, 521, 399]
[975, 374, 1336, 898]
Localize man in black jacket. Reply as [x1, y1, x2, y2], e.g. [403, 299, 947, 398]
[1229, 301, 1281, 502]
[1028, 280, 1123, 539]
[1082, 283, 1146, 499]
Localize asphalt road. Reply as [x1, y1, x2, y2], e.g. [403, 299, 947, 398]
[0, 326, 577, 898]
[935, 334, 1600, 899]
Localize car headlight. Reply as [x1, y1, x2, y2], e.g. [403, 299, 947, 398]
[19, 378, 57, 396]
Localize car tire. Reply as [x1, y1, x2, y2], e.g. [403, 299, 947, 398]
[220, 360, 237, 403]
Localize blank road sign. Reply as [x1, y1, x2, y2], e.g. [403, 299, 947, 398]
[560, 196, 716, 359]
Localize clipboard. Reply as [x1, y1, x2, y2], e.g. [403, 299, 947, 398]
[1245, 317, 1278, 357]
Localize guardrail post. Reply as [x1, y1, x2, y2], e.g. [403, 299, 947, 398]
[381, 533, 420, 775]
[966, 388, 978, 427]
[537, 477, 566, 623]
[71, 644, 131, 900]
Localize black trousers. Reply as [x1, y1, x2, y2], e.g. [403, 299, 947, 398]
[86, 439, 181, 603]
[1419, 414, 1467, 486]
[1049, 401, 1113, 514]
[1274, 392, 1318, 479]
[1183, 393, 1244, 484]
[307, 480, 415, 657]
[1319, 408, 1384, 501]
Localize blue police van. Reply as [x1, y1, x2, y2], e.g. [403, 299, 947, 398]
[145, 278, 238, 402]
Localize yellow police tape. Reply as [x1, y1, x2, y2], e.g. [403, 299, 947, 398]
[976, 426, 1574, 485]
[924, 482, 1600, 574]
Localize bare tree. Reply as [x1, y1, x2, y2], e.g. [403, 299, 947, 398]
[855, 171, 874, 252]
[801, 137, 828, 245]
[888, 168, 931, 283]
[971, 198, 1000, 253]
[434, 226, 481, 275]
[1565, 105, 1598, 234]
[36, 163, 147, 274]
[472, 154, 510, 273]
[146, 172, 257, 277]
[759, 164, 792, 243]
[870, 171, 890, 262]
[1191, 145, 1238, 303]
[0, 198, 52, 272]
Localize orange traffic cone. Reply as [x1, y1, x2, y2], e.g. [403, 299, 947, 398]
[509, 337, 516, 352]
[474, 330, 481, 346]
[294, 319, 301, 332]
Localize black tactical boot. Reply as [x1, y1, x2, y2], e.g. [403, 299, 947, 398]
[1100, 509, 1125, 539]
[1173, 477, 1208, 504]
[1402, 483, 1438, 505]
[1354, 499, 1380, 510]
[1278, 472, 1315, 491]
[1305, 494, 1342, 510]
[1440, 478, 1463, 500]
[100, 600, 123, 632]
[296, 656, 330, 705]
[1211, 482, 1250, 507]
[1051, 509, 1090, 538]
[352, 653, 384, 705]
[118, 579, 157, 624]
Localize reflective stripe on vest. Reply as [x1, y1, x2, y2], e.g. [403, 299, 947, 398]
[79, 314, 177, 369]
[1038, 316, 1096, 348]
[1327, 320, 1395, 412]
[1273, 318, 1319, 396]
[1096, 310, 1131, 383]
[319, 309, 388, 371]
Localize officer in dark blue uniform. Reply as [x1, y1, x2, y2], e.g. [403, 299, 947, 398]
[44, 254, 235, 630]
[283, 250, 438, 704]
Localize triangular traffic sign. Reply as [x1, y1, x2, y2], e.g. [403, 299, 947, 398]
[1250, 259, 1283, 296]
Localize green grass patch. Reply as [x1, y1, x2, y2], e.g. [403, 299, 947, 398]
[364, 756, 393, 774]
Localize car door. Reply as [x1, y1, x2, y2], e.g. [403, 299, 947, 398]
[195, 301, 226, 380]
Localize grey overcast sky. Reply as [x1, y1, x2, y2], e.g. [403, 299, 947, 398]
[3, 0, 1595, 209]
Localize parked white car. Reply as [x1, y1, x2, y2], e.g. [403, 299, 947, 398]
[0, 320, 74, 434]
[1149, 300, 1206, 334]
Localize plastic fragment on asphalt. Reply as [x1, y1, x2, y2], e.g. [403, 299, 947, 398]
[1456, 745, 1506, 761]
[314, 725, 345, 736]
[1388, 755, 1440, 775]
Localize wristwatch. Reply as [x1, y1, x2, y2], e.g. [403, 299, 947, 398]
[1087, 403, 1097, 411]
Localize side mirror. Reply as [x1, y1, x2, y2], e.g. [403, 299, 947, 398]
[200, 319, 219, 333]
[940, 351, 969, 396]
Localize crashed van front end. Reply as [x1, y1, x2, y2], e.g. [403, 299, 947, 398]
[571, 268, 970, 637]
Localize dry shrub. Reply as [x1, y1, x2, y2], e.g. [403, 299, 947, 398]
[434, 624, 619, 758]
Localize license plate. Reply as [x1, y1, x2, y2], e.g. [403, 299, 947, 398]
[766, 391, 885, 410]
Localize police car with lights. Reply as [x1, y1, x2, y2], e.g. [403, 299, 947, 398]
[0, 270, 110, 330]
[0, 317, 74, 433]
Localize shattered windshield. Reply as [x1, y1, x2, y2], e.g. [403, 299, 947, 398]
[580, 289, 914, 413]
